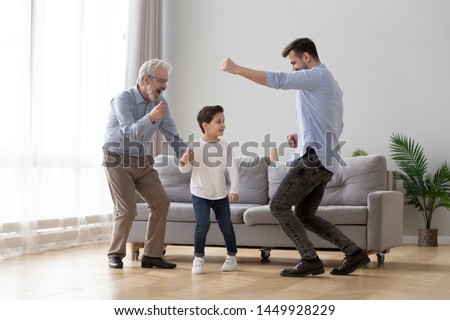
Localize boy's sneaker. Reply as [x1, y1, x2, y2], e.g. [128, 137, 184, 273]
[221, 255, 238, 272]
[192, 257, 204, 274]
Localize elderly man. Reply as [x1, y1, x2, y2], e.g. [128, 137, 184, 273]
[103, 59, 187, 269]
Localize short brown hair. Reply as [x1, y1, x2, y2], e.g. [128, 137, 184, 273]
[197, 105, 224, 133]
[282, 37, 319, 60]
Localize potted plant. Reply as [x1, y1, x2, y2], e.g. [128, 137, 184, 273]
[352, 148, 368, 157]
[389, 133, 450, 246]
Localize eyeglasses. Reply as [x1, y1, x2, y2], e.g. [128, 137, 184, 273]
[149, 75, 169, 84]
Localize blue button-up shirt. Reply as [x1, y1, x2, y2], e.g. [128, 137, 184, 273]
[103, 85, 187, 158]
[266, 64, 344, 172]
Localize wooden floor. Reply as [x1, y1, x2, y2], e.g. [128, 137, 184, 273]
[1, 243, 450, 300]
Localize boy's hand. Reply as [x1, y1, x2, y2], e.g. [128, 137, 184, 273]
[229, 193, 239, 203]
[180, 149, 194, 166]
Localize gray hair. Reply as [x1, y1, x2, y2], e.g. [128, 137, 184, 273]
[136, 59, 172, 86]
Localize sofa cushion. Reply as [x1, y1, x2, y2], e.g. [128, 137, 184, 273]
[243, 205, 368, 226]
[268, 163, 291, 200]
[154, 154, 192, 202]
[232, 156, 270, 205]
[164, 202, 258, 224]
[154, 154, 269, 205]
[268, 155, 387, 206]
[321, 155, 387, 206]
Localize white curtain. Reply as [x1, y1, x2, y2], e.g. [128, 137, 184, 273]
[125, 0, 162, 87]
[125, 0, 164, 156]
[0, 0, 130, 258]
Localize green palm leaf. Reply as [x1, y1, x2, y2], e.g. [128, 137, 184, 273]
[390, 133, 427, 177]
[389, 133, 450, 229]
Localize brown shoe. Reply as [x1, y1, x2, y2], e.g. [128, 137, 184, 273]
[280, 259, 325, 277]
[330, 250, 370, 275]
[141, 255, 177, 269]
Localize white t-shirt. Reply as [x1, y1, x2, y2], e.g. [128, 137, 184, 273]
[179, 138, 239, 200]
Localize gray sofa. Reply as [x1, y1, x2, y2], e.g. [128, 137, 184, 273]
[127, 154, 404, 263]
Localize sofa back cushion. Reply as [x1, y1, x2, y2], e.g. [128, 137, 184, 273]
[268, 164, 291, 201]
[152, 155, 270, 205]
[323, 154, 387, 205]
[268, 154, 388, 206]
[154, 154, 192, 202]
[230, 156, 270, 205]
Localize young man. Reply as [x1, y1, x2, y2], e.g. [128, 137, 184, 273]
[221, 38, 370, 277]
[103, 59, 187, 269]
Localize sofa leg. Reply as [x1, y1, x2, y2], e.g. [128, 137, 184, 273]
[260, 249, 271, 261]
[129, 242, 144, 261]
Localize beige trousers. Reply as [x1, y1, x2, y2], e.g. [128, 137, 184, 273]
[103, 150, 170, 259]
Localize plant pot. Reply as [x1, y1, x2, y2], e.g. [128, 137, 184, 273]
[418, 228, 438, 247]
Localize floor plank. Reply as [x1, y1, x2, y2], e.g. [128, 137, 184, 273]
[1, 243, 450, 300]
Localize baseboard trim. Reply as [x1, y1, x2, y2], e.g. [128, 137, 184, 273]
[403, 235, 450, 245]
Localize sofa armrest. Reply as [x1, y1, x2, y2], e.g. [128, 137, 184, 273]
[366, 190, 404, 251]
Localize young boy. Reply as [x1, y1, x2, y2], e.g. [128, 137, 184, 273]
[179, 105, 239, 274]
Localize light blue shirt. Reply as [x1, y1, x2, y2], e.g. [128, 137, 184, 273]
[103, 85, 187, 158]
[266, 64, 344, 172]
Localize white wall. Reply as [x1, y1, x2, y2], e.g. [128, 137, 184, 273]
[162, 0, 450, 239]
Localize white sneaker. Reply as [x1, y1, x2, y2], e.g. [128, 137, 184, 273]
[221, 255, 238, 272]
[192, 257, 204, 274]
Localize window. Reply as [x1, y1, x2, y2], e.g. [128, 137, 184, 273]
[0, 0, 129, 256]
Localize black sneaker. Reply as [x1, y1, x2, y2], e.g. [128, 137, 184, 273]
[141, 255, 177, 269]
[280, 259, 325, 277]
[108, 256, 123, 269]
[330, 250, 370, 275]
